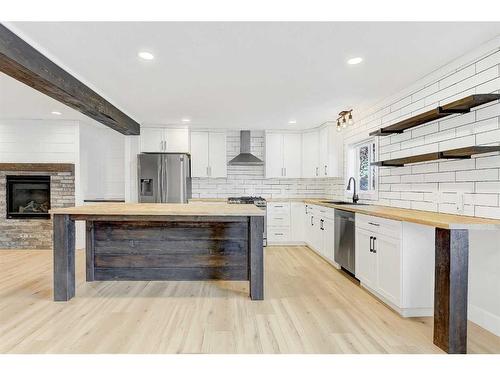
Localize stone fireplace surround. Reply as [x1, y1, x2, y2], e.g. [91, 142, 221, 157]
[0, 163, 75, 250]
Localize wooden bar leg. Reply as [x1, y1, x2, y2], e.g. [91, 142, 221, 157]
[249, 216, 264, 300]
[53, 214, 76, 301]
[85, 221, 95, 282]
[434, 227, 469, 354]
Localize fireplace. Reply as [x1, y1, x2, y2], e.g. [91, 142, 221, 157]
[6, 175, 51, 219]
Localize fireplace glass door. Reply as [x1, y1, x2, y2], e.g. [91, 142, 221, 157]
[6, 176, 51, 219]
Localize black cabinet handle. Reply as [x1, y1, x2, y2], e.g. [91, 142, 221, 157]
[368, 222, 380, 227]
[369, 236, 373, 252]
[320, 219, 324, 230]
[311, 216, 314, 226]
[372, 237, 377, 253]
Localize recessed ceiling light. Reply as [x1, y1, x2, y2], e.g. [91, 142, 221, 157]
[51, 111, 62, 115]
[138, 51, 154, 61]
[288, 120, 297, 124]
[181, 118, 191, 123]
[347, 57, 363, 65]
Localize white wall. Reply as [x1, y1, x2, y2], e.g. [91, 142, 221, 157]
[79, 121, 125, 200]
[344, 39, 500, 336]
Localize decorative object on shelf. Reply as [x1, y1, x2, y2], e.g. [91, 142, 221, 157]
[371, 146, 500, 167]
[336, 109, 353, 132]
[370, 94, 500, 136]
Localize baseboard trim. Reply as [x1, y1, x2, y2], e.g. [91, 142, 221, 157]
[469, 304, 500, 337]
[360, 282, 433, 318]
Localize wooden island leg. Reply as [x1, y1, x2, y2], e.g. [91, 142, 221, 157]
[434, 227, 469, 354]
[53, 214, 76, 301]
[249, 216, 264, 300]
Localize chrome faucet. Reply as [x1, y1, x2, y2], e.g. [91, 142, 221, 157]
[346, 177, 359, 204]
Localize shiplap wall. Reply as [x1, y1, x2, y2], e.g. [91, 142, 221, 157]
[344, 46, 500, 218]
[192, 130, 344, 198]
[0, 119, 79, 163]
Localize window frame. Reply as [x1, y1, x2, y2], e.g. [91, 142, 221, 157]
[346, 136, 379, 201]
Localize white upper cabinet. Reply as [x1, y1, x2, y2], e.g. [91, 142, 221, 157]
[140, 127, 165, 152]
[282, 133, 302, 178]
[190, 131, 227, 178]
[265, 132, 283, 178]
[140, 127, 189, 153]
[318, 124, 342, 178]
[265, 132, 302, 178]
[208, 132, 227, 178]
[190, 131, 209, 177]
[302, 130, 320, 178]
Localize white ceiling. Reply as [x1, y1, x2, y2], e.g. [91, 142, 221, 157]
[1, 22, 500, 130]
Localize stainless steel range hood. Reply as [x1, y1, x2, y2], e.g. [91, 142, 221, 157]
[228, 130, 264, 166]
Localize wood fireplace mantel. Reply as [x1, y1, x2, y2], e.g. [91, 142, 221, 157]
[0, 163, 74, 174]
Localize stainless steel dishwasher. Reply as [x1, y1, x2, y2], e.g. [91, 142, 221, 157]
[334, 209, 355, 275]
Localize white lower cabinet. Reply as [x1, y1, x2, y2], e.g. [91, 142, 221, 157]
[355, 213, 434, 317]
[303, 204, 336, 264]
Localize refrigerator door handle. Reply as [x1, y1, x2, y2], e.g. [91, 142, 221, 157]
[157, 157, 162, 203]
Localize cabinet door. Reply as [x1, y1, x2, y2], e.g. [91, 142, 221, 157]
[265, 133, 284, 178]
[290, 202, 306, 243]
[140, 127, 164, 152]
[302, 131, 319, 178]
[282, 133, 302, 178]
[329, 128, 343, 177]
[306, 213, 316, 248]
[322, 217, 335, 261]
[375, 235, 402, 306]
[319, 126, 329, 177]
[355, 227, 377, 288]
[190, 131, 209, 177]
[165, 128, 189, 152]
[208, 132, 227, 178]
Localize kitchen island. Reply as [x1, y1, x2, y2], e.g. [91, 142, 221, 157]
[50, 203, 265, 301]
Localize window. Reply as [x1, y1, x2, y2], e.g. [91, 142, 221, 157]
[346, 138, 378, 199]
[356, 141, 376, 191]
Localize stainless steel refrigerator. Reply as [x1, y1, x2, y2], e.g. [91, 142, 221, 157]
[138, 153, 192, 203]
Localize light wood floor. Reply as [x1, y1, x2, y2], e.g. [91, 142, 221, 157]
[1, 246, 499, 354]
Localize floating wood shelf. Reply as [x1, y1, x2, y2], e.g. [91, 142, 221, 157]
[371, 146, 500, 167]
[369, 94, 500, 136]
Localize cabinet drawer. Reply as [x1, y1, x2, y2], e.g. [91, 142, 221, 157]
[267, 202, 290, 215]
[268, 214, 290, 227]
[316, 206, 335, 220]
[356, 213, 402, 239]
[268, 227, 290, 242]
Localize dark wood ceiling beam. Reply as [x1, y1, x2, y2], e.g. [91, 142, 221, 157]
[0, 24, 140, 135]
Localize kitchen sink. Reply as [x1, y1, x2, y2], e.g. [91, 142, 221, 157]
[320, 201, 368, 205]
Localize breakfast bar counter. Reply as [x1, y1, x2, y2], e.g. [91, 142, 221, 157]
[50, 203, 265, 301]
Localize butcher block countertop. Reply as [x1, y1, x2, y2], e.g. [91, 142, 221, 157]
[50, 203, 264, 217]
[304, 199, 500, 230]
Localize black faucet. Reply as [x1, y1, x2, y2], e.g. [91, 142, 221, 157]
[346, 177, 359, 204]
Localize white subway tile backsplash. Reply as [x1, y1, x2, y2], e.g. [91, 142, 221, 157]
[439, 158, 476, 172]
[412, 162, 439, 174]
[438, 135, 475, 151]
[476, 50, 500, 73]
[475, 205, 500, 219]
[476, 102, 500, 121]
[456, 168, 499, 182]
[476, 129, 500, 145]
[411, 201, 437, 211]
[463, 193, 498, 206]
[475, 181, 500, 193]
[439, 64, 476, 90]
[439, 182, 475, 193]
[424, 172, 456, 182]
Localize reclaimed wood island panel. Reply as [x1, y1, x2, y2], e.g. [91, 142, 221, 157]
[50, 203, 265, 301]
